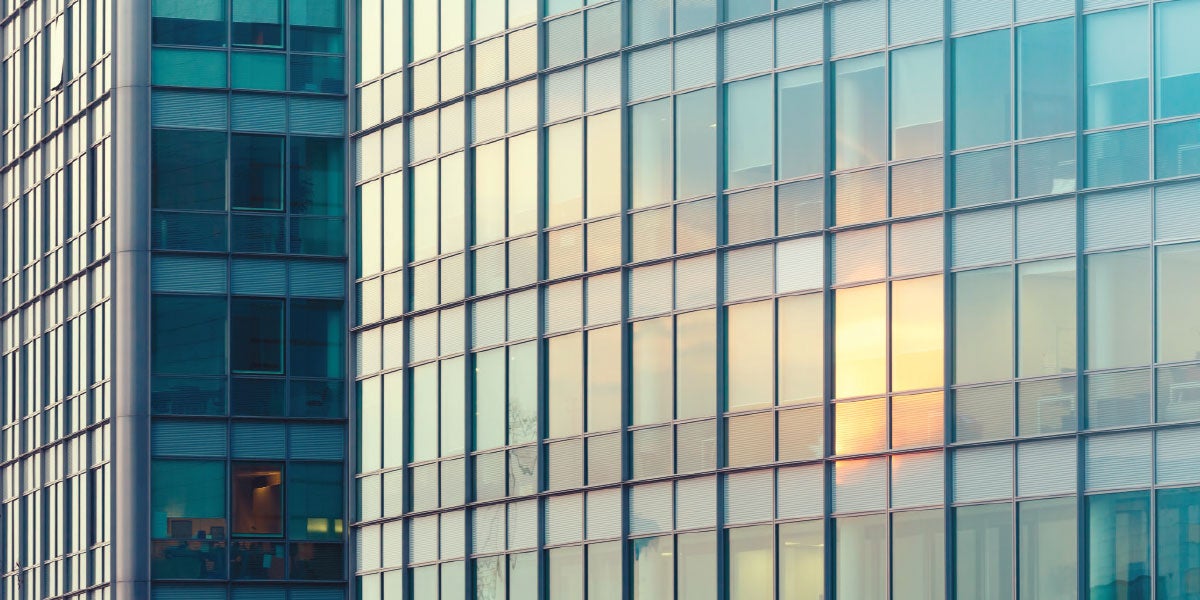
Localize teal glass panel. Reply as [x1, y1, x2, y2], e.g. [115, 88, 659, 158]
[779, 520, 824, 600]
[1085, 7, 1149, 129]
[290, 299, 344, 377]
[152, 48, 228, 88]
[291, 380, 343, 418]
[232, 0, 283, 47]
[508, 341, 538, 445]
[632, 535, 673, 599]
[954, 31, 1011, 149]
[1019, 498, 1078, 600]
[152, 129, 227, 211]
[835, 53, 886, 169]
[1088, 491, 1151, 599]
[726, 75, 774, 189]
[152, 0, 226, 46]
[1155, 0, 1200, 119]
[955, 266, 1014, 384]
[956, 503, 1013, 600]
[231, 298, 285, 374]
[676, 87, 717, 200]
[232, 134, 285, 210]
[291, 0, 345, 52]
[287, 463, 343, 541]
[474, 347, 506, 450]
[1017, 18, 1076, 139]
[291, 137, 345, 215]
[677, 0, 717, 34]
[1088, 249, 1152, 370]
[547, 0, 582, 17]
[290, 216, 345, 255]
[894, 510, 946, 600]
[291, 55, 345, 94]
[836, 514, 887, 600]
[632, 98, 672, 208]
[730, 525, 773, 600]
[153, 376, 227, 416]
[231, 541, 285, 579]
[231, 377, 284, 416]
[153, 210, 229, 251]
[232, 214, 285, 253]
[1085, 126, 1150, 187]
[631, 0, 670, 45]
[1155, 119, 1200, 179]
[779, 66, 824, 178]
[152, 295, 227, 376]
[892, 43, 944, 160]
[727, 0, 770, 21]
[1157, 486, 1200, 599]
[152, 540, 227, 579]
[1157, 242, 1200, 364]
[1018, 259, 1077, 378]
[290, 542, 344, 579]
[151, 459, 226, 538]
[232, 52, 286, 90]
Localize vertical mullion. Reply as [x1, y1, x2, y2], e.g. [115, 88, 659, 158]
[617, 1, 633, 598]
[941, 0, 956, 596]
[1073, 2, 1089, 599]
[713, 4, 729, 600]
[820, 1, 836, 600]
[533, 3, 548, 599]
[461, 3, 476, 599]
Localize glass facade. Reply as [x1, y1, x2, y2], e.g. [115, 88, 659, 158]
[352, 0, 1200, 599]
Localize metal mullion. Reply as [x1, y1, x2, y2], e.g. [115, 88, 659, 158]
[1073, 1, 1089, 598]
[713, 2, 730, 599]
[533, 3, 548, 598]
[820, 3, 836, 600]
[941, 0, 956, 594]
[460, 3, 477, 598]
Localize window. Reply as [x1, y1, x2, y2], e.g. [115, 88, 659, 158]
[779, 294, 824, 405]
[152, 129, 227, 211]
[548, 120, 584, 226]
[1157, 242, 1200, 363]
[892, 43, 943, 160]
[1155, 0, 1200, 119]
[1018, 498, 1077, 599]
[633, 98, 672, 208]
[678, 532, 716, 600]
[892, 275, 944, 392]
[1017, 19, 1075, 139]
[835, 283, 886, 398]
[728, 301, 773, 412]
[1018, 259, 1076, 378]
[287, 463, 343, 540]
[152, 295, 227, 376]
[548, 333, 584, 438]
[729, 526, 772, 599]
[291, 137, 345, 215]
[633, 316, 673, 425]
[588, 541, 622, 599]
[1087, 491, 1150, 599]
[835, 53, 886, 169]
[474, 141, 506, 244]
[550, 546, 585, 598]
[588, 110, 622, 217]
[232, 298, 285, 374]
[474, 347, 506, 450]
[955, 267, 1014, 384]
[1156, 486, 1200, 599]
[152, 0, 226, 46]
[587, 326, 623, 432]
[232, 0, 282, 46]
[290, 299, 344, 377]
[894, 510, 945, 600]
[152, 460, 226, 538]
[955, 31, 1011, 149]
[836, 514, 887, 600]
[1088, 250, 1152, 369]
[291, 0, 344, 52]
[632, 536, 673, 599]
[291, 55, 345, 93]
[779, 66, 824, 178]
[232, 52, 286, 90]
[956, 504, 1013, 600]
[677, 309, 717, 419]
[676, 88, 717, 200]
[232, 463, 283, 536]
[232, 134, 284, 210]
[727, 75, 774, 188]
[779, 520, 824, 600]
[508, 342, 538, 445]
[1085, 7, 1149, 129]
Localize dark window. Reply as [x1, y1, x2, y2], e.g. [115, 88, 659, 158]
[231, 377, 286, 416]
[232, 0, 283, 47]
[290, 0, 344, 53]
[287, 462, 343, 540]
[290, 299, 343, 378]
[152, 129, 227, 211]
[232, 298, 285, 374]
[231, 541, 286, 579]
[291, 137, 345, 215]
[291, 54, 345, 94]
[232, 134, 285, 210]
[232, 462, 284, 537]
[152, 295, 227, 376]
[152, 0, 227, 46]
[289, 543, 344, 580]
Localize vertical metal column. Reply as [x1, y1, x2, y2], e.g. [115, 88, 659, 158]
[112, 0, 152, 596]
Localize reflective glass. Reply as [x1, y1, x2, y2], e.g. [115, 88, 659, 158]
[152, 0, 226, 46]
[549, 333, 584, 438]
[728, 300, 774, 412]
[232, 134, 284, 210]
[1088, 491, 1151, 600]
[835, 283, 886, 399]
[779, 294, 824, 406]
[474, 348, 506, 450]
[633, 98, 673, 208]
[836, 514, 887, 600]
[441, 357, 466, 455]
[677, 309, 717, 419]
[1155, 0, 1200, 118]
[1088, 249, 1152, 369]
[291, 137, 345, 215]
[1019, 498, 1077, 600]
[287, 463, 342, 541]
[587, 110, 622, 217]
[152, 129, 226, 211]
[550, 546, 584, 599]
[730, 525, 773, 599]
[835, 397, 886, 455]
[779, 520, 824, 600]
[509, 341, 538, 445]
[588, 541, 622, 600]
[779, 66, 824, 178]
[290, 299, 343, 377]
[509, 132, 539, 234]
[955, 31, 1011, 149]
[892, 275, 944, 392]
[727, 75, 774, 189]
[475, 141, 506, 244]
[151, 460, 226, 538]
[1158, 243, 1200, 363]
[291, 0, 344, 52]
[632, 535, 673, 600]
[892, 43, 944, 160]
[587, 326, 623, 431]
[152, 295, 227, 376]
[1017, 18, 1076, 139]
[231, 298, 284, 374]
[232, 0, 282, 47]
[678, 532, 717, 600]
[411, 363, 438, 462]
[633, 316, 674, 424]
[893, 510, 945, 600]
[956, 503, 1013, 600]
[835, 53, 886, 169]
[441, 153, 467, 253]
[231, 52, 286, 90]
[955, 267, 1014, 384]
[1085, 7, 1149, 129]
[1018, 259, 1077, 378]
[475, 555, 504, 599]
[548, 120, 584, 226]
[676, 88, 717, 200]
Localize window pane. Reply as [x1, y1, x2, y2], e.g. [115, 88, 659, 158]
[955, 267, 1014, 384]
[152, 0, 226, 46]
[291, 55, 345, 94]
[475, 141, 506, 244]
[676, 88, 717, 200]
[893, 509, 945, 600]
[892, 43, 944, 160]
[549, 120, 584, 226]
[1019, 498, 1077, 600]
[232, 52, 286, 90]
[1088, 249, 1152, 369]
[1156, 486, 1200, 599]
[291, 542, 344, 580]
[837, 514, 887, 600]
[588, 541, 622, 600]
[291, 137, 345, 215]
[632, 98, 673, 208]
[509, 551, 538, 598]
[677, 531, 716, 600]
[587, 110, 623, 217]
[727, 0, 770, 21]
[728, 300, 774, 412]
[956, 503, 1013, 600]
[835, 397, 886, 455]
[153, 295, 227, 376]
[290, 299, 343, 377]
[835, 283, 886, 399]
[232, 135, 284, 210]
[1018, 259, 1077, 378]
[151, 460, 226, 538]
[509, 132, 538, 235]
[1158, 243, 1200, 363]
[232, 0, 282, 46]
[779, 66, 824, 178]
[549, 546, 584, 600]
[779, 520, 824, 600]
[549, 333, 584, 438]
[587, 326, 623, 432]
[727, 75, 774, 189]
[411, 363, 438, 462]
[509, 341, 538, 445]
[1085, 7, 1149, 129]
[287, 463, 343, 540]
[232, 541, 285, 579]
[632, 535, 673, 600]
[1017, 18, 1075, 139]
[441, 357, 466, 455]
[153, 48, 229, 87]
[779, 294, 824, 406]
[412, 162, 438, 260]
[730, 525, 773, 600]
[1087, 491, 1151, 599]
[1154, 119, 1200, 179]
[633, 316, 674, 424]
[1155, 0, 1200, 119]
[231, 462, 283, 536]
[835, 53, 886, 169]
[291, 0, 344, 52]
[677, 309, 717, 419]
[231, 298, 284, 374]
[475, 555, 504, 599]
[152, 129, 226, 211]
[955, 31, 1011, 149]
[474, 348, 506, 450]
[892, 275, 944, 392]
